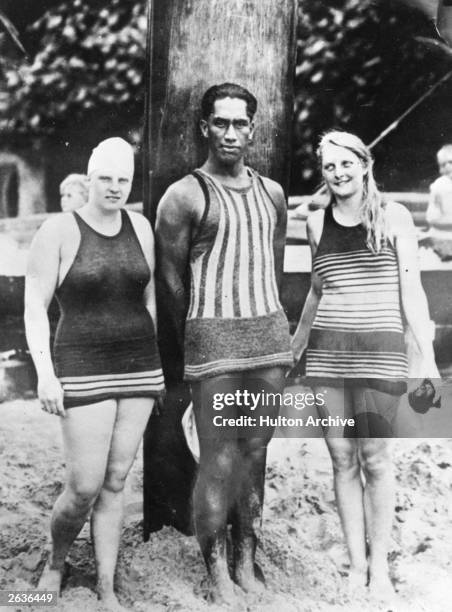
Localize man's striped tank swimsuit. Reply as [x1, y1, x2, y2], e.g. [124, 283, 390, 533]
[306, 204, 407, 395]
[184, 169, 292, 380]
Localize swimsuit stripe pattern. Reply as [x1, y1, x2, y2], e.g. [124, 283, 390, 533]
[187, 170, 280, 320]
[306, 204, 408, 392]
[60, 370, 165, 400]
[183, 169, 293, 381]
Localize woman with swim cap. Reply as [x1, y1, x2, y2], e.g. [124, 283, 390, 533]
[292, 131, 437, 604]
[25, 137, 164, 610]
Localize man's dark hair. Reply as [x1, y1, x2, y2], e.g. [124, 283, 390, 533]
[201, 83, 257, 120]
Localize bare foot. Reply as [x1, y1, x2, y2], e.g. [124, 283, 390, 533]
[346, 568, 367, 594]
[37, 562, 63, 595]
[207, 572, 236, 606]
[98, 591, 128, 612]
[235, 562, 266, 595]
[369, 573, 398, 609]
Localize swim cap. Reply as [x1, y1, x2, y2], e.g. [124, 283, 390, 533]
[87, 137, 134, 178]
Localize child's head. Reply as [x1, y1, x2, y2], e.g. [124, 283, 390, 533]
[60, 174, 88, 211]
[437, 144, 452, 178]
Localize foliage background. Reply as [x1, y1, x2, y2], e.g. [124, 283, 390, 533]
[1, 0, 451, 200]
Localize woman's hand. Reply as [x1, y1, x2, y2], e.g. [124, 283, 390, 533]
[38, 375, 65, 417]
[420, 348, 441, 380]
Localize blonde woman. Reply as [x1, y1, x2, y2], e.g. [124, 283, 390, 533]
[292, 131, 437, 601]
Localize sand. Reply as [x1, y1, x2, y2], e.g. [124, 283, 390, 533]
[0, 399, 451, 612]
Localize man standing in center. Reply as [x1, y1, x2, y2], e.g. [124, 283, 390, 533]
[156, 83, 292, 604]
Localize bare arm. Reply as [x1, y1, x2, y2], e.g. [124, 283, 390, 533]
[128, 211, 158, 329]
[263, 178, 287, 293]
[155, 180, 196, 381]
[390, 203, 437, 372]
[291, 211, 324, 361]
[24, 219, 65, 416]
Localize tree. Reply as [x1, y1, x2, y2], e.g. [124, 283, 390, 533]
[292, 0, 447, 192]
[0, 0, 146, 138]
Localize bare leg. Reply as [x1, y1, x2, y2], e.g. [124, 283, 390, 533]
[318, 387, 367, 588]
[39, 400, 117, 593]
[232, 439, 266, 594]
[359, 438, 396, 599]
[232, 366, 285, 593]
[91, 397, 153, 609]
[192, 376, 240, 606]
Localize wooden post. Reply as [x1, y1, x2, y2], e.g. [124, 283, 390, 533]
[144, 0, 297, 224]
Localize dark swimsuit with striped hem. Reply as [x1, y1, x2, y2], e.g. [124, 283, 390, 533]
[305, 203, 407, 396]
[54, 209, 164, 408]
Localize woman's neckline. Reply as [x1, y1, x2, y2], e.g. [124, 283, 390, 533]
[74, 209, 124, 238]
[330, 204, 362, 228]
[197, 167, 254, 193]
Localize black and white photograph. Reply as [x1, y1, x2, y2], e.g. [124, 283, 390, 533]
[0, 1, 451, 611]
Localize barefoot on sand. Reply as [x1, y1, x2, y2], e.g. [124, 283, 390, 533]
[234, 562, 266, 595]
[346, 567, 367, 597]
[37, 561, 63, 595]
[98, 593, 129, 612]
[369, 573, 399, 610]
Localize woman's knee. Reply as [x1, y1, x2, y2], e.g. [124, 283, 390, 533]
[328, 441, 359, 475]
[102, 463, 130, 494]
[359, 440, 392, 479]
[64, 478, 102, 513]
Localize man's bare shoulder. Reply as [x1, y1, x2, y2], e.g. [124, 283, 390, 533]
[260, 176, 285, 201]
[158, 174, 205, 219]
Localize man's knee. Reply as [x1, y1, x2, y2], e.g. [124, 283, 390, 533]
[200, 443, 237, 479]
[239, 436, 268, 458]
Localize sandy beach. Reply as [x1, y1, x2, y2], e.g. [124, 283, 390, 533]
[0, 399, 451, 612]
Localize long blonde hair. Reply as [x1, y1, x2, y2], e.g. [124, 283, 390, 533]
[317, 131, 388, 253]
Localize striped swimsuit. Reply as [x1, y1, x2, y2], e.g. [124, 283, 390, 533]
[54, 210, 164, 407]
[183, 169, 292, 380]
[306, 204, 407, 395]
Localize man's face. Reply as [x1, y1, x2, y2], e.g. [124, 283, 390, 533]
[438, 150, 452, 178]
[88, 169, 132, 211]
[201, 97, 254, 165]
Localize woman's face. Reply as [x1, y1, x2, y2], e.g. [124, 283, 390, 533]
[88, 169, 132, 211]
[321, 143, 366, 201]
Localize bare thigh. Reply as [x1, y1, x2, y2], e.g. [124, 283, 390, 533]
[61, 400, 118, 494]
[312, 385, 354, 438]
[351, 388, 400, 438]
[103, 397, 154, 490]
